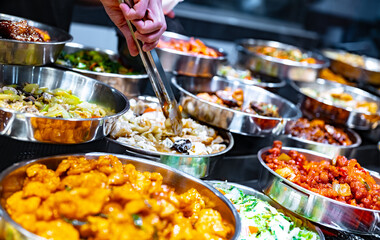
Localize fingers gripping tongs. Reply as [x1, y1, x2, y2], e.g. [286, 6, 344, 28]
[118, 0, 183, 135]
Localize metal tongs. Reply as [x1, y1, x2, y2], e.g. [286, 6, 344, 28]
[118, 0, 183, 135]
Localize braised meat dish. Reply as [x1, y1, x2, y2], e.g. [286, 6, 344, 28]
[197, 87, 280, 117]
[289, 118, 353, 146]
[0, 20, 50, 42]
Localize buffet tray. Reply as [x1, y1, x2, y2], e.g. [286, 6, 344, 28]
[0, 13, 72, 65]
[0, 135, 378, 239]
[257, 146, 380, 236]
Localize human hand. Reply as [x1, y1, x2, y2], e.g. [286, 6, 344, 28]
[100, 0, 167, 56]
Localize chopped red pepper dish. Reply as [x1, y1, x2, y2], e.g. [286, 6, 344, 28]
[263, 141, 380, 210]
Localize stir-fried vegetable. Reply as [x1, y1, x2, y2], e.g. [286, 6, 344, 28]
[57, 50, 139, 75]
[0, 83, 114, 118]
[214, 184, 320, 240]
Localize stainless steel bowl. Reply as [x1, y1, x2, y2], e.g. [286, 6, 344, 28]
[207, 180, 325, 240]
[236, 39, 329, 82]
[277, 123, 362, 158]
[0, 153, 241, 240]
[0, 65, 129, 144]
[258, 146, 380, 236]
[172, 75, 302, 136]
[0, 13, 72, 66]
[323, 49, 380, 87]
[55, 42, 148, 97]
[217, 65, 286, 89]
[106, 96, 234, 178]
[156, 31, 227, 78]
[291, 78, 380, 131]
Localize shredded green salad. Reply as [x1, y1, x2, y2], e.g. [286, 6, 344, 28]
[57, 50, 139, 75]
[214, 184, 320, 240]
[0, 83, 114, 118]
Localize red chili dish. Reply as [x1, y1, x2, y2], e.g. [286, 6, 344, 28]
[263, 141, 380, 210]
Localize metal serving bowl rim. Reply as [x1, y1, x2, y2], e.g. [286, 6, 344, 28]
[206, 180, 325, 240]
[55, 42, 148, 79]
[0, 66, 130, 121]
[0, 152, 241, 240]
[322, 48, 380, 73]
[291, 78, 380, 115]
[258, 146, 380, 213]
[223, 76, 286, 88]
[0, 13, 73, 44]
[236, 38, 328, 69]
[157, 31, 227, 60]
[217, 65, 286, 88]
[283, 125, 362, 149]
[172, 75, 302, 121]
[107, 95, 234, 158]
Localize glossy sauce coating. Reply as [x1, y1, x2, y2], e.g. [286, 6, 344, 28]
[264, 141, 380, 210]
[289, 118, 353, 146]
[5, 155, 233, 240]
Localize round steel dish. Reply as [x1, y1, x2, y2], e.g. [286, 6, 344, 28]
[55, 42, 148, 97]
[216, 65, 286, 89]
[291, 78, 380, 132]
[0, 13, 72, 66]
[172, 75, 302, 136]
[258, 146, 380, 236]
[323, 49, 380, 87]
[236, 39, 329, 82]
[106, 96, 234, 178]
[0, 65, 129, 144]
[207, 180, 325, 240]
[156, 31, 227, 78]
[276, 123, 362, 158]
[0, 152, 241, 240]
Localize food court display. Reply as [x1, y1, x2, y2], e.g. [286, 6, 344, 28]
[2, 11, 380, 239]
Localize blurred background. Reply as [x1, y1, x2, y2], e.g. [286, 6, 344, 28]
[71, 0, 380, 57]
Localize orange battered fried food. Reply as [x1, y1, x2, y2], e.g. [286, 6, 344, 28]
[6, 155, 233, 240]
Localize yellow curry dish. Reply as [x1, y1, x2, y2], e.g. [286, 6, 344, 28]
[5, 155, 234, 240]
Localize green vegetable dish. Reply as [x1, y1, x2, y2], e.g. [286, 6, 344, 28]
[57, 50, 138, 75]
[0, 83, 114, 118]
[213, 183, 320, 240]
